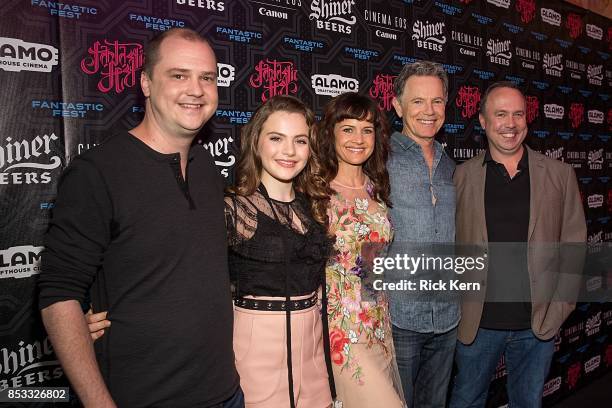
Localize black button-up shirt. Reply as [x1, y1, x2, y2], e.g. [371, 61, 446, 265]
[480, 147, 532, 329]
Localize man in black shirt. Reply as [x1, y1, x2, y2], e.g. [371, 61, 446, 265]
[38, 28, 242, 407]
[451, 82, 586, 407]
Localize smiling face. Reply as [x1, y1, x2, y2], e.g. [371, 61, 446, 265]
[392, 75, 446, 145]
[140, 35, 218, 140]
[334, 118, 375, 170]
[257, 111, 310, 187]
[479, 87, 528, 161]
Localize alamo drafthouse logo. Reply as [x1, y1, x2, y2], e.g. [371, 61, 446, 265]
[543, 376, 562, 397]
[587, 194, 604, 209]
[0, 37, 58, 72]
[1, 133, 61, 185]
[541, 8, 561, 26]
[412, 21, 446, 52]
[309, 0, 357, 34]
[311, 73, 358, 96]
[586, 24, 603, 40]
[543, 104, 564, 120]
[0, 245, 43, 279]
[588, 110, 604, 124]
[587, 64, 603, 86]
[216, 63, 235, 88]
[486, 38, 511, 66]
[543, 53, 563, 77]
[0, 337, 63, 390]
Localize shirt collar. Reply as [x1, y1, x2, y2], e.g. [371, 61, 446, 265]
[482, 145, 528, 171]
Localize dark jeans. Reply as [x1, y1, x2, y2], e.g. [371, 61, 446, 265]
[449, 328, 555, 408]
[210, 387, 245, 408]
[392, 325, 457, 408]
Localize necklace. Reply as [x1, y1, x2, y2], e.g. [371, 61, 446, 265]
[331, 177, 368, 189]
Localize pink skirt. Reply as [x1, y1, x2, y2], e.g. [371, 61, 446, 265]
[233, 303, 332, 408]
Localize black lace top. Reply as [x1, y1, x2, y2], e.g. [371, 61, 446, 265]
[224, 185, 336, 407]
[225, 187, 331, 297]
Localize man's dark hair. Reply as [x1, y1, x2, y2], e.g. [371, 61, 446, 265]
[479, 81, 525, 114]
[143, 28, 211, 78]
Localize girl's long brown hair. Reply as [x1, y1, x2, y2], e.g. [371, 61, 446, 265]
[228, 95, 328, 224]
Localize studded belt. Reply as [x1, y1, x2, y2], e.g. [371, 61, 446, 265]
[234, 293, 318, 311]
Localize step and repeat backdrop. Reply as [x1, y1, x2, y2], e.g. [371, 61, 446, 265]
[0, 0, 610, 406]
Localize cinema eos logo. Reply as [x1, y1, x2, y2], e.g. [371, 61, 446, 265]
[587, 64, 603, 86]
[455, 86, 480, 119]
[586, 24, 603, 40]
[540, 8, 561, 26]
[588, 148, 604, 170]
[368, 73, 396, 111]
[311, 74, 358, 96]
[515, 46, 540, 70]
[0, 337, 63, 391]
[588, 110, 604, 124]
[516, 0, 535, 23]
[309, 0, 357, 34]
[0, 37, 58, 72]
[566, 59, 585, 80]
[1, 133, 60, 185]
[543, 53, 563, 77]
[486, 38, 511, 66]
[249, 59, 298, 102]
[452, 31, 483, 57]
[412, 21, 446, 52]
[80, 40, 143, 94]
[0, 245, 44, 279]
[566, 13, 583, 39]
[569, 103, 584, 129]
[216, 63, 235, 88]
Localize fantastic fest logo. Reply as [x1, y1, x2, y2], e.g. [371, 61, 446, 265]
[80, 39, 144, 94]
[569, 103, 584, 129]
[566, 13, 583, 40]
[368, 73, 396, 111]
[455, 86, 480, 119]
[567, 361, 582, 390]
[526, 95, 539, 124]
[515, 0, 535, 24]
[249, 59, 298, 102]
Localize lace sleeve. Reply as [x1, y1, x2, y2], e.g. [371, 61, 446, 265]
[224, 194, 258, 246]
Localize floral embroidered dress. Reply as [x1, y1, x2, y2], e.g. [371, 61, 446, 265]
[326, 179, 405, 408]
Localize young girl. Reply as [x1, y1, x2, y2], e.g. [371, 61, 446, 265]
[312, 92, 405, 407]
[87, 95, 334, 408]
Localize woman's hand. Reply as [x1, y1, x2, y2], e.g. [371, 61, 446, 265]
[85, 310, 111, 341]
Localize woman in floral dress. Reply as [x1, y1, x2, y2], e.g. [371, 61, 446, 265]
[312, 92, 405, 407]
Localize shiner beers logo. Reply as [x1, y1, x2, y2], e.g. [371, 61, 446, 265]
[587, 64, 603, 86]
[516, 0, 535, 24]
[311, 73, 358, 96]
[309, 0, 357, 34]
[455, 86, 480, 119]
[412, 21, 446, 52]
[80, 39, 143, 93]
[486, 38, 512, 65]
[0, 37, 59, 72]
[249, 59, 298, 102]
[0, 133, 61, 185]
[543, 53, 563, 77]
[0, 337, 63, 391]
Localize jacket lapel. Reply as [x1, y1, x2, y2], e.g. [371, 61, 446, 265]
[527, 146, 546, 241]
